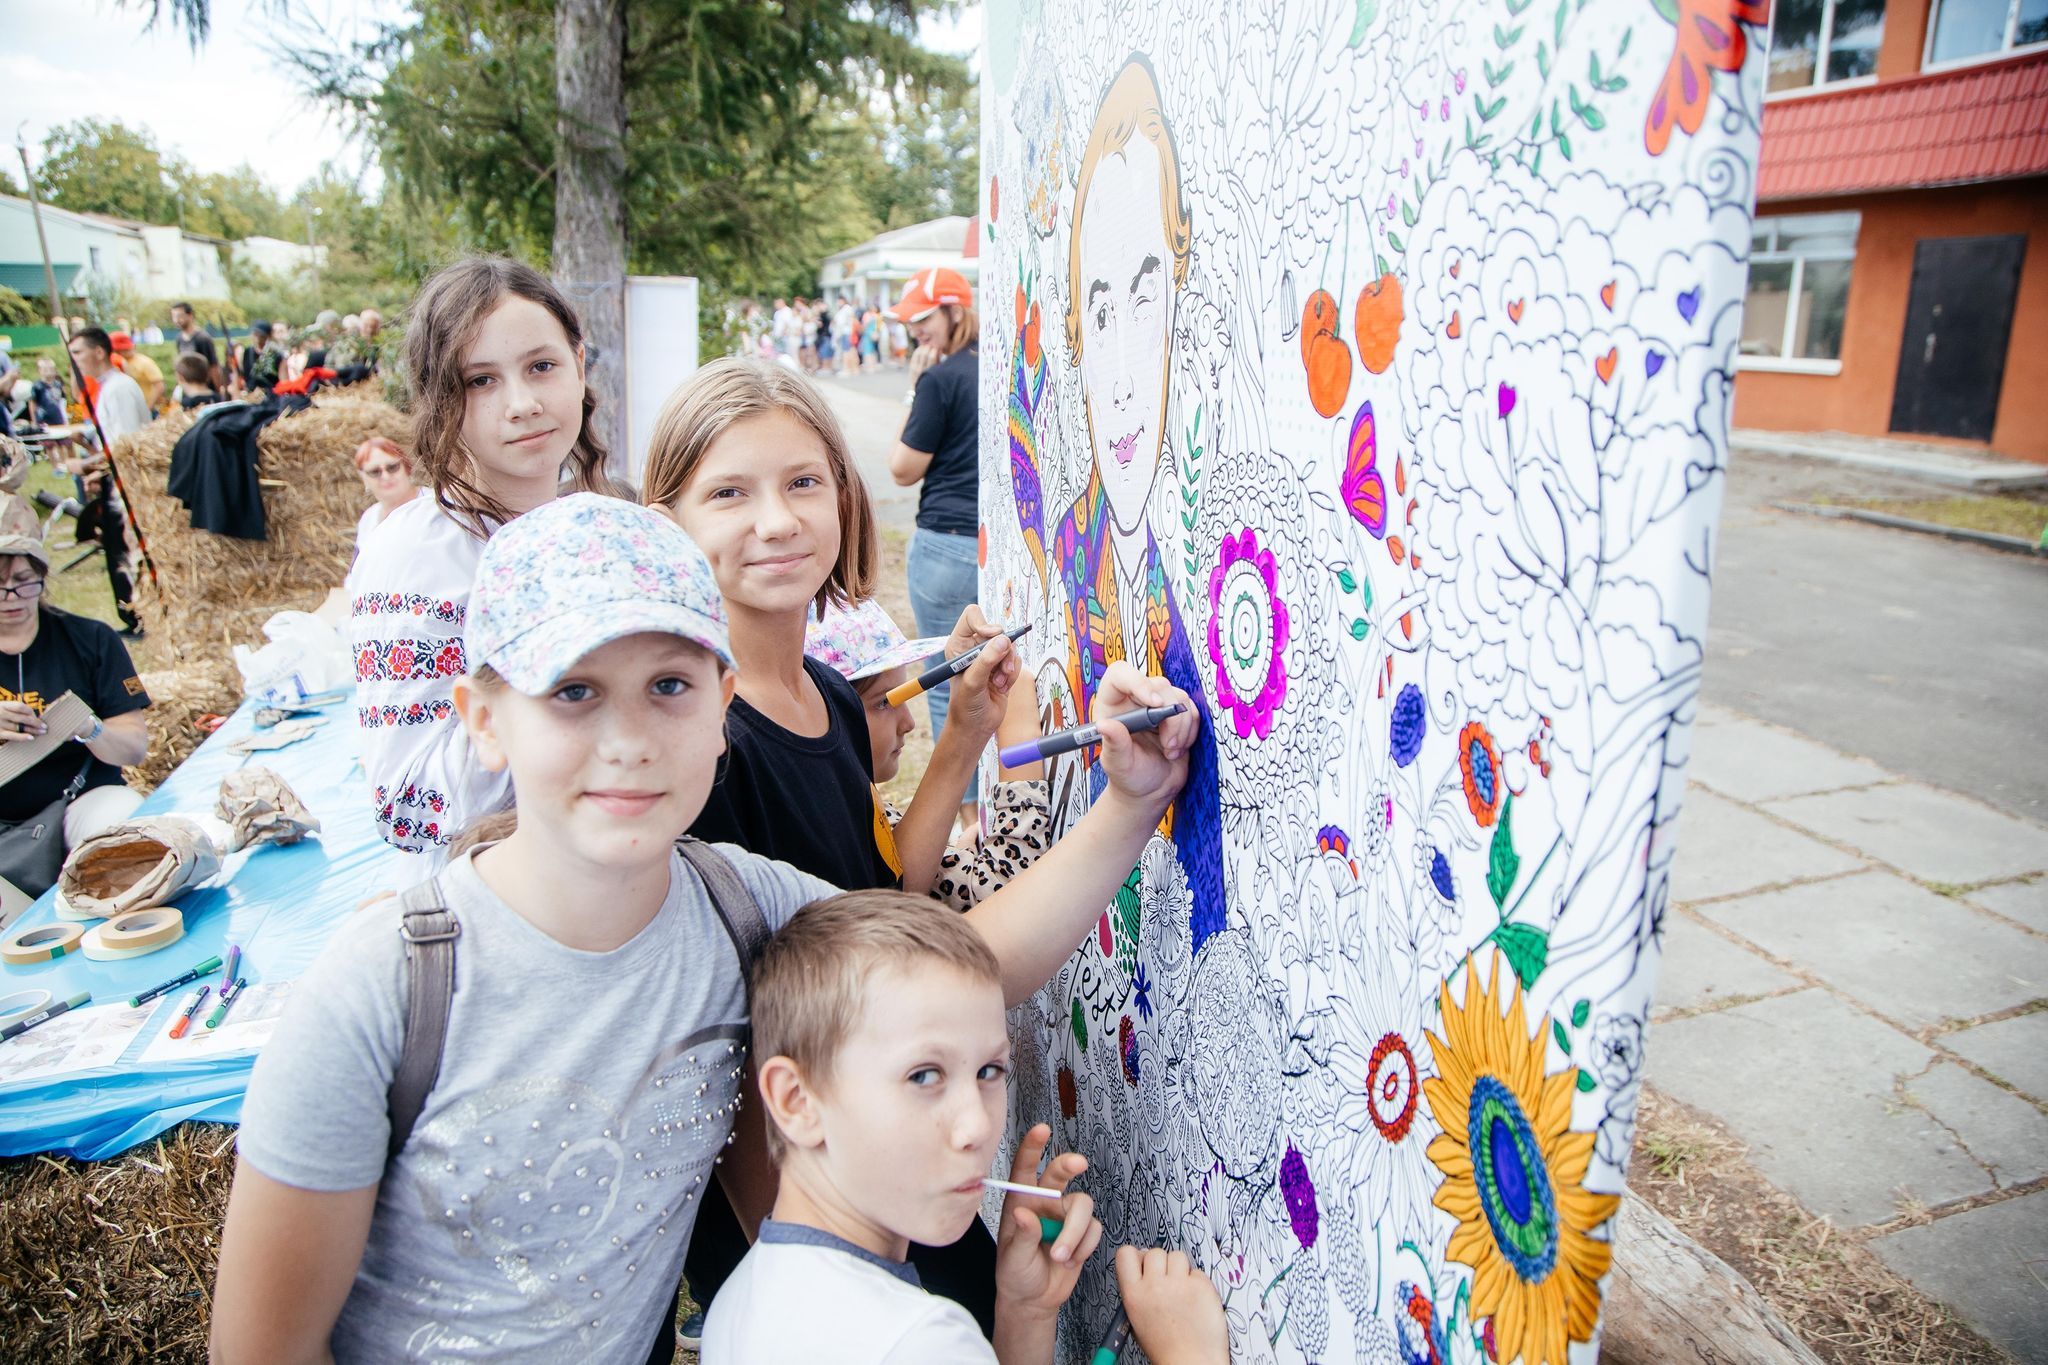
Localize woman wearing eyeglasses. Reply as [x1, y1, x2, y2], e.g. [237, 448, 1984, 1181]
[351, 437, 420, 557]
[0, 491, 150, 912]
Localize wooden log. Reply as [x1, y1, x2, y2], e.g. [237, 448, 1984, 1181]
[1602, 1188, 1824, 1365]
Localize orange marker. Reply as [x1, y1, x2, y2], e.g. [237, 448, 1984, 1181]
[168, 985, 210, 1039]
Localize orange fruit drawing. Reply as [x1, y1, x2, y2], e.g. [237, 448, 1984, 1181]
[1353, 273, 1403, 375]
[1301, 289, 1352, 418]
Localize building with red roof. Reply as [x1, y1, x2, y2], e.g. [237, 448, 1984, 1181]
[1734, 0, 2047, 461]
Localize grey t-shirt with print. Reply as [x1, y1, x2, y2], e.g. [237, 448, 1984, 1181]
[237, 844, 835, 1363]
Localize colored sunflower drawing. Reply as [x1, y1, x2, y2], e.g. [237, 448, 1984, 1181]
[1423, 952, 1620, 1365]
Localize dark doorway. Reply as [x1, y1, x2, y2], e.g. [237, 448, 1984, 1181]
[1890, 234, 2025, 442]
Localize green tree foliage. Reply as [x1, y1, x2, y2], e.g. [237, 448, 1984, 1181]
[287, 1, 971, 301]
[0, 287, 42, 327]
[34, 120, 184, 225]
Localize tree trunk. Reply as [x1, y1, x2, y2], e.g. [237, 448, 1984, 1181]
[553, 0, 628, 477]
[1602, 1188, 1824, 1365]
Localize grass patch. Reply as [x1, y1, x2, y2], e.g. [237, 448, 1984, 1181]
[1818, 493, 2048, 543]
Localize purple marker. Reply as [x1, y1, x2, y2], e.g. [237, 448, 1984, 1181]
[221, 942, 240, 988]
[999, 703, 1187, 769]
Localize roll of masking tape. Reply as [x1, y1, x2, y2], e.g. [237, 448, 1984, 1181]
[81, 908, 185, 961]
[2, 922, 85, 965]
[0, 988, 52, 1022]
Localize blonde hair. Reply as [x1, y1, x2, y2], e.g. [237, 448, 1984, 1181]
[401, 256, 623, 538]
[1065, 55, 1192, 361]
[751, 889, 1001, 1160]
[639, 356, 877, 618]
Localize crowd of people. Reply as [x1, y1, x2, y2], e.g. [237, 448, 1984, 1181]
[737, 293, 912, 376]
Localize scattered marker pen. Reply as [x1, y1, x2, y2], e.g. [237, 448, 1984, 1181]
[220, 942, 240, 988]
[886, 624, 1031, 707]
[204, 977, 247, 1030]
[0, 990, 90, 1042]
[998, 703, 1187, 769]
[127, 954, 224, 1009]
[168, 985, 210, 1039]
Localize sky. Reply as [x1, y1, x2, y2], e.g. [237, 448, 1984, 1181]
[2, 0, 401, 199]
[2, 1, 983, 202]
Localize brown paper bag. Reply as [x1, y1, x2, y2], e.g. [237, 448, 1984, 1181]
[215, 767, 321, 852]
[58, 816, 223, 917]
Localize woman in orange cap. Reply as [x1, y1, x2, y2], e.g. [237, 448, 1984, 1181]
[886, 266, 982, 758]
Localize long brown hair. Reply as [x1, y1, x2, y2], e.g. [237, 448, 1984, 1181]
[640, 357, 877, 618]
[401, 256, 620, 537]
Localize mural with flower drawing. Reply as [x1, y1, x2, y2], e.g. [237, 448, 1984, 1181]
[978, 0, 1763, 1357]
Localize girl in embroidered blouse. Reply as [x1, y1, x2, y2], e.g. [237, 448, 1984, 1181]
[345, 257, 623, 859]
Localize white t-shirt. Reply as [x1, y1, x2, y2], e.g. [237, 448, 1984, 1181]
[91, 368, 151, 446]
[702, 1221, 996, 1365]
[238, 845, 837, 1362]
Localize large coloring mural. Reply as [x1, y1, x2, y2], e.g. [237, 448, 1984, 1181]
[977, 0, 1764, 1358]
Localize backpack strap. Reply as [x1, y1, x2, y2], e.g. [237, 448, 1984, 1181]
[387, 877, 460, 1161]
[676, 837, 769, 1010]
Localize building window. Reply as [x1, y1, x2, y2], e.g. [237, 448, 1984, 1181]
[1927, 0, 2048, 64]
[1741, 213, 1859, 367]
[88, 245, 103, 273]
[1769, 0, 1888, 91]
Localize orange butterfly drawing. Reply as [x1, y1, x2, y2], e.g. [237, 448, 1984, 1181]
[1644, 0, 1770, 156]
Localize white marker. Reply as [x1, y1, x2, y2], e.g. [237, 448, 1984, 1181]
[981, 1177, 1068, 1201]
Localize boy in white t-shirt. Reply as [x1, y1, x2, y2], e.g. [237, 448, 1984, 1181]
[703, 889, 1228, 1365]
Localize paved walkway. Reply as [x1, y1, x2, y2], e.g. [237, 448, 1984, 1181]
[1653, 704, 2048, 1362]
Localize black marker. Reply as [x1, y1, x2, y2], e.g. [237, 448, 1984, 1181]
[886, 624, 1032, 707]
[1089, 1306, 1133, 1365]
[1000, 703, 1186, 768]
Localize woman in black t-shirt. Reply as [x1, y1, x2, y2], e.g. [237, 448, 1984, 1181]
[886, 268, 982, 755]
[0, 505, 150, 901]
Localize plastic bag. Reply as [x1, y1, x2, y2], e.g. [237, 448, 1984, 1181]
[232, 610, 351, 705]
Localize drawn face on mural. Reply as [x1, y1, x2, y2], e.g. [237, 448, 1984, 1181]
[1077, 135, 1173, 538]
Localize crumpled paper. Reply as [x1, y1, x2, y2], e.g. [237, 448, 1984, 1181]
[215, 766, 321, 852]
[58, 816, 224, 918]
[225, 716, 327, 754]
[0, 437, 31, 493]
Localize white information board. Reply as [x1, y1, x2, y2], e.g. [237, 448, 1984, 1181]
[623, 275, 700, 485]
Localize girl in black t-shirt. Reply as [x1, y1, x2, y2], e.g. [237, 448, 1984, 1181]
[642, 355, 1024, 1340]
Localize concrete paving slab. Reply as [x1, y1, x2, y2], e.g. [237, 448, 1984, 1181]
[1766, 783, 2048, 886]
[1869, 1190, 2048, 1365]
[1969, 877, 2048, 934]
[1693, 701, 1742, 727]
[1698, 871, 2048, 1032]
[1944, 1011, 2048, 1103]
[1651, 913, 1800, 1016]
[1686, 719, 1891, 804]
[1672, 788, 1865, 903]
[1648, 990, 1997, 1227]
[1904, 1060, 2048, 1190]
[1731, 428, 2048, 491]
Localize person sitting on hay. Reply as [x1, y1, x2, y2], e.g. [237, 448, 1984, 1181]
[0, 491, 150, 917]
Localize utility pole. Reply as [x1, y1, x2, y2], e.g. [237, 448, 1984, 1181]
[304, 203, 323, 298]
[15, 126, 65, 326]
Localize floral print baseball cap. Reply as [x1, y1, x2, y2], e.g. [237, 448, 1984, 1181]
[805, 597, 948, 682]
[467, 493, 733, 693]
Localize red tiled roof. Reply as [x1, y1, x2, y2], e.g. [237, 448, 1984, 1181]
[1758, 50, 2048, 201]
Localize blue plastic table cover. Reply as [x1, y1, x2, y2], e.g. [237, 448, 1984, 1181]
[0, 690, 406, 1160]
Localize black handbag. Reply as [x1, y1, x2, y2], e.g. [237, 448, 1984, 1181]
[0, 761, 93, 900]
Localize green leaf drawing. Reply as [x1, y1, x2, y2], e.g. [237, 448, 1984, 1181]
[1336, 567, 1358, 593]
[1537, 41, 1550, 77]
[1650, 0, 1678, 21]
[1552, 1019, 1571, 1054]
[1619, 27, 1633, 54]
[1493, 922, 1549, 990]
[1115, 866, 1142, 977]
[1350, 618, 1370, 640]
[1558, 131, 1574, 160]
[1554, 0, 1568, 45]
[1576, 1068, 1598, 1092]
[1376, 253, 1391, 277]
[1387, 230, 1406, 252]
[1589, 51, 1602, 84]
[1400, 200, 1417, 227]
[1476, 94, 1507, 121]
[1071, 997, 1088, 1050]
[1493, 22, 1524, 48]
[1349, 0, 1381, 44]
[1487, 795, 1521, 909]
[1551, 99, 1563, 135]
[1571, 997, 1591, 1028]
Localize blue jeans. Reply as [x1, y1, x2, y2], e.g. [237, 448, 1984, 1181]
[905, 527, 979, 744]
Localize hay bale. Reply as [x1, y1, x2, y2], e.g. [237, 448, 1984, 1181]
[118, 396, 410, 674]
[126, 663, 241, 794]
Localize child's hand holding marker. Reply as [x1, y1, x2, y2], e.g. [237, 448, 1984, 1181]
[991, 1123, 1102, 1325]
[890, 607, 1025, 738]
[1086, 663, 1199, 812]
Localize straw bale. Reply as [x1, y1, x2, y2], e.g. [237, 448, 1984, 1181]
[125, 663, 240, 794]
[117, 396, 410, 675]
[0, 1123, 234, 1362]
